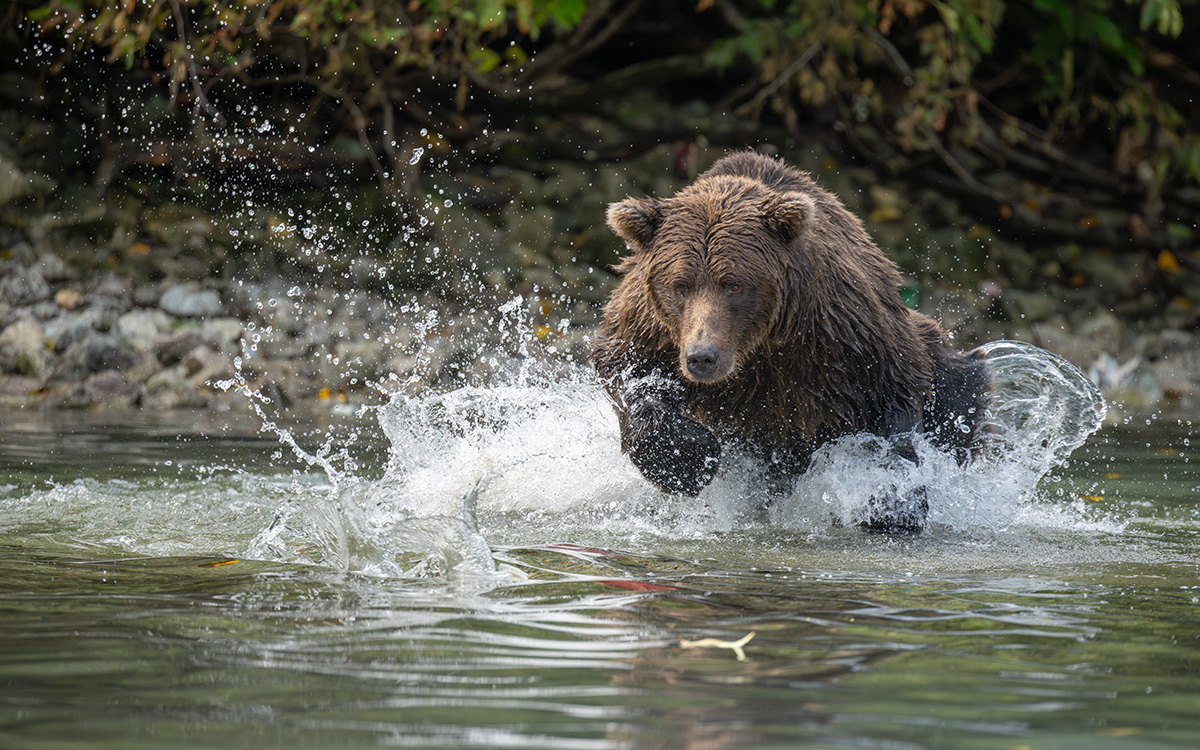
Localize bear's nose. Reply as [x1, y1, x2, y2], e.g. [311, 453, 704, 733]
[685, 345, 720, 379]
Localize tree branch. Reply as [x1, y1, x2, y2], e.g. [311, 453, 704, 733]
[166, 0, 225, 127]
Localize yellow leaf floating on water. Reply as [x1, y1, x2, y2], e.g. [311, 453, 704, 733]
[1098, 727, 1143, 737]
[318, 388, 332, 400]
[200, 559, 240, 568]
[1106, 472, 1121, 479]
[679, 631, 756, 662]
[1081, 495, 1105, 503]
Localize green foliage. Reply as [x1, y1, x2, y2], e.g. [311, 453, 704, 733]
[705, 0, 1196, 186]
[26, 0, 585, 89]
[1027, 0, 1181, 87]
[709, 0, 1007, 151]
[16, 0, 1200, 195]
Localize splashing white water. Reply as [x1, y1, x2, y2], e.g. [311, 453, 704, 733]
[347, 338, 1111, 568]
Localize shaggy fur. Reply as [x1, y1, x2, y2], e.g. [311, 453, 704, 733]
[591, 151, 990, 531]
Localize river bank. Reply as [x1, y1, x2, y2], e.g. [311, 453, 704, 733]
[2, 142, 1198, 423]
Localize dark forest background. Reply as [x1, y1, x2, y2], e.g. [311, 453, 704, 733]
[6, 0, 1199, 288]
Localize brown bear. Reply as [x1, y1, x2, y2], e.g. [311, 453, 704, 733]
[591, 151, 989, 532]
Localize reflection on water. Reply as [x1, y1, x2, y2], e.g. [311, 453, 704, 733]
[0, 342, 1197, 748]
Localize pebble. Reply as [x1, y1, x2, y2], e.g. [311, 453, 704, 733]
[115, 310, 174, 352]
[160, 284, 223, 317]
[0, 265, 50, 306]
[144, 368, 209, 410]
[0, 318, 49, 378]
[67, 371, 144, 410]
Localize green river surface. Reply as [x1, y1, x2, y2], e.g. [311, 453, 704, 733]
[0, 391, 1197, 749]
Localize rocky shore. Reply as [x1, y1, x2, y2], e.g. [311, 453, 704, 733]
[2, 143, 1198, 422]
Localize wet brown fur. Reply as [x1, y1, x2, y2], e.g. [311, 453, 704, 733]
[592, 151, 988, 480]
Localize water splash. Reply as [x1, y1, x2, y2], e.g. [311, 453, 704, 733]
[783, 340, 1108, 534]
[975, 340, 1107, 473]
[356, 337, 1110, 551]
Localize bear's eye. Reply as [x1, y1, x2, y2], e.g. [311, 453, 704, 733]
[724, 282, 742, 295]
[672, 282, 689, 296]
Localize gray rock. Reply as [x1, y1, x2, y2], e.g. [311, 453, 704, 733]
[36, 252, 73, 283]
[27, 300, 62, 321]
[259, 332, 310, 360]
[50, 332, 141, 382]
[156, 329, 208, 365]
[1034, 310, 1126, 368]
[144, 367, 210, 410]
[68, 371, 144, 410]
[45, 308, 114, 353]
[132, 284, 162, 307]
[200, 317, 244, 350]
[0, 265, 50, 305]
[89, 274, 134, 300]
[244, 359, 305, 406]
[334, 339, 387, 385]
[115, 309, 174, 352]
[0, 373, 39, 407]
[265, 300, 306, 337]
[80, 333, 140, 373]
[181, 345, 235, 387]
[0, 318, 49, 377]
[160, 284, 223, 317]
[1075, 310, 1125, 356]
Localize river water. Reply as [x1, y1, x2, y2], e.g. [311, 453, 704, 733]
[1, 343, 1197, 749]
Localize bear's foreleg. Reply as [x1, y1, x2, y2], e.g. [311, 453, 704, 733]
[595, 352, 723, 497]
[863, 484, 929, 534]
[857, 347, 989, 533]
[924, 346, 991, 462]
[622, 400, 721, 496]
[861, 435, 929, 534]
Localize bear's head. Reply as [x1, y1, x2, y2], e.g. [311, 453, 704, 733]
[607, 175, 815, 384]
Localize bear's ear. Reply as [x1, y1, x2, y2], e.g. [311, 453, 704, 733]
[607, 197, 662, 249]
[763, 191, 815, 242]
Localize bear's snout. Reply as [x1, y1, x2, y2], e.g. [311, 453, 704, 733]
[681, 337, 736, 383]
[678, 292, 739, 383]
[685, 343, 721, 380]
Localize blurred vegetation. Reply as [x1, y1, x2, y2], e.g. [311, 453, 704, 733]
[3, 0, 1199, 283]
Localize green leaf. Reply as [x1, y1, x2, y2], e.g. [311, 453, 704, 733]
[468, 46, 502, 74]
[547, 0, 586, 29]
